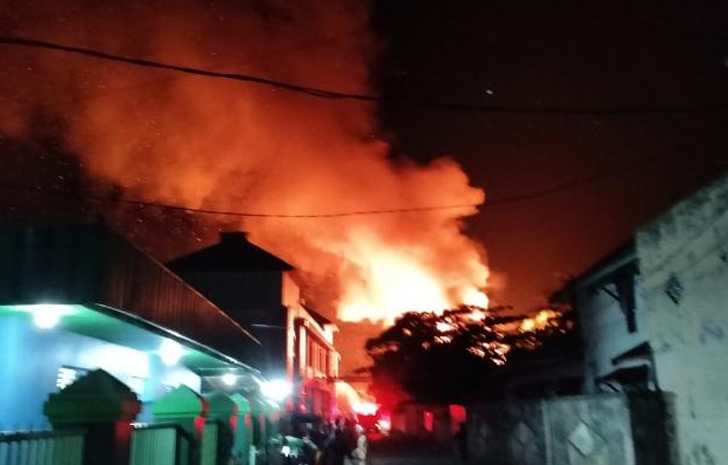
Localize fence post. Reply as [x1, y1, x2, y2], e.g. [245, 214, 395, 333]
[43, 369, 141, 465]
[152, 385, 208, 465]
[206, 393, 238, 465]
[229, 394, 253, 465]
[246, 397, 267, 464]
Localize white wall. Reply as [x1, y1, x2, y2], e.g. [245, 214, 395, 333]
[637, 175, 728, 465]
[0, 315, 200, 428]
[576, 280, 649, 392]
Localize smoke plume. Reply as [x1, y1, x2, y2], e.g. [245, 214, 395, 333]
[0, 0, 487, 322]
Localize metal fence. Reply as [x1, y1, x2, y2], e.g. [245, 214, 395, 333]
[0, 429, 84, 465]
[201, 420, 219, 465]
[130, 423, 194, 465]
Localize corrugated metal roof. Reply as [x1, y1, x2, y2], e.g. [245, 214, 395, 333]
[0, 222, 260, 363]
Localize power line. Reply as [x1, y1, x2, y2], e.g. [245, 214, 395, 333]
[484, 149, 688, 207]
[0, 150, 692, 218]
[2, 35, 728, 116]
[0, 182, 480, 218]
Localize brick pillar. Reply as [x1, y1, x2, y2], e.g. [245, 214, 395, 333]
[44, 369, 141, 465]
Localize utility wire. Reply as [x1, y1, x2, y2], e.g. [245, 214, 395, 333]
[2, 35, 728, 116]
[0, 150, 693, 218]
[0, 182, 480, 217]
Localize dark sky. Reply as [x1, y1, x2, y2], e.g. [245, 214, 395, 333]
[372, 0, 728, 310]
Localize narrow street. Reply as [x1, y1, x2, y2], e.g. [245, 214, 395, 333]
[369, 438, 462, 465]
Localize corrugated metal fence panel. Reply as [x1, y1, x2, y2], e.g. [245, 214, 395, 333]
[201, 421, 218, 465]
[130, 426, 177, 465]
[102, 236, 256, 353]
[0, 430, 84, 465]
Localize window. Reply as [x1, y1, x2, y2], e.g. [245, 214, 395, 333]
[56, 366, 88, 390]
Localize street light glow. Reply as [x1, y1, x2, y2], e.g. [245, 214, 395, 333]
[159, 339, 184, 366]
[21, 304, 75, 329]
[222, 373, 237, 386]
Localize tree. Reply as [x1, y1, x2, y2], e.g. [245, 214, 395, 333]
[365, 306, 576, 406]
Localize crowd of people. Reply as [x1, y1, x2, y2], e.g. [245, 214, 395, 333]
[281, 417, 368, 465]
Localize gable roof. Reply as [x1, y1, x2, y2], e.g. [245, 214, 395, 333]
[551, 239, 637, 302]
[303, 304, 333, 327]
[168, 232, 293, 273]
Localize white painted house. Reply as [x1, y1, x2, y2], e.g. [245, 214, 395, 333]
[556, 174, 728, 465]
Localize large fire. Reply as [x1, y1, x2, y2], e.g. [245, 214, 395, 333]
[0, 0, 488, 322]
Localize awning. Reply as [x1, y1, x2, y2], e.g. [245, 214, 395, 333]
[0, 303, 259, 376]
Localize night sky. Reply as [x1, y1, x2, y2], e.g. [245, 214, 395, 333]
[372, 0, 728, 310]
[2, 0, 728, 376]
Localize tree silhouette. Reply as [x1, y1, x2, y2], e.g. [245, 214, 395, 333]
[365, 306, 576, 406]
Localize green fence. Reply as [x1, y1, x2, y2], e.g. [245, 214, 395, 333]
[130, 423, 194, 465]
[0, 429, 85, 465]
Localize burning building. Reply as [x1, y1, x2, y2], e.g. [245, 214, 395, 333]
[169, 231, 340, 418]
[0, 0, 490, 330]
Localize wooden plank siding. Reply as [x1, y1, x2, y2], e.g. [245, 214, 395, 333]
[0, 222, 258, 361]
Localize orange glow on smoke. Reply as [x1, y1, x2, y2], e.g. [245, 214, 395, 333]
[0, 0, 489, 323]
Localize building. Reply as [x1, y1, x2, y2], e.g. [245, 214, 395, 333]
[555, 174, 728, 464]
[552, 241, 652, 394]
[168, 231, 340, 418]
[0, 222, 263, 428]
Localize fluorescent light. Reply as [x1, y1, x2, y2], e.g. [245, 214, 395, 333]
[159, 339, 184, 366]
[19, 304, 75, 329]
[222, 373, 237, 386]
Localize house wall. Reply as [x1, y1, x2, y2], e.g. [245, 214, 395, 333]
[576, 281, 649, 392]
[0, 315, 200, 428]
[176, 270, 285, 311]
[466, 393, 675, 465]
[636, 176, 728, 465]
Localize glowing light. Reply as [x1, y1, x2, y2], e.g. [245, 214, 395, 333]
[159, 339, 184, 366]
[79, 344, 150, 380]
[468, 347, 486, 358]
[22, 304, 75, 329]
[462, 288, 489, 308]
[222, 373, 237, 386]
[353, 401, 379, 416]
[338, 248, 451, 324]
[436, 321, 454, 333]
[467, 310, 485, 321]
[377, 418, 391, 431]
[259, 378, 292, 402]
[520, 309, 559, 332]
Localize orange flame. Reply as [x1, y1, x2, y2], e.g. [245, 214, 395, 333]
[0, 0, 488, 323]
[520, 309, 559, 332]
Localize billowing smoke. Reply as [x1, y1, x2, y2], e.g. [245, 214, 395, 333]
[0, 0, 487, 323]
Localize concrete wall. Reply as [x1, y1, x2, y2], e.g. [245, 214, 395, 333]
[576, 281, 650, 392]
[0, 315, 200, 428]
[636, 175, 728, 465]
[467, 394, 675, 465]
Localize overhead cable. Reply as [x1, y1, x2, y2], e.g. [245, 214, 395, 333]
[2, 35, 728, 116]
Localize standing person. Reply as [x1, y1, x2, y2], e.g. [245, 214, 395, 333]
[454, 423, 469, 462]
[347, 425, 368, 465]
[325, 427, 349, 465]
[311, 421, 329, 465]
